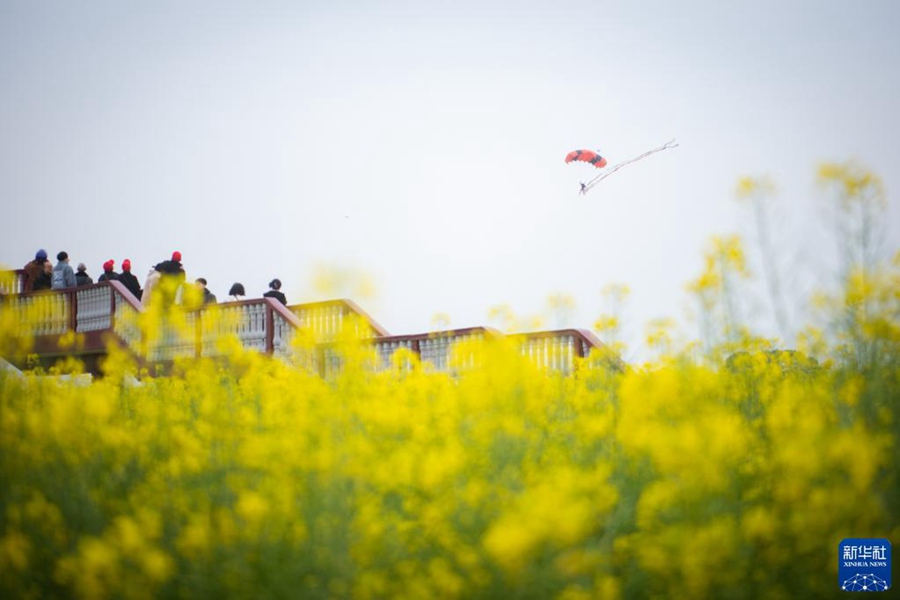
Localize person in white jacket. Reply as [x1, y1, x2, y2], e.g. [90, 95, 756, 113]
[142, 266, 162, 307]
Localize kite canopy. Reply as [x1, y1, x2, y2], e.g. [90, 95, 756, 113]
[565, 149, 608, 169]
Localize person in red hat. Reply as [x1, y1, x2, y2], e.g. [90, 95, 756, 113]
[144, 251, 186, 307]
[98, 260, 119, 282]
[118, 259, 142, 300]
[156, 251, 184, 276]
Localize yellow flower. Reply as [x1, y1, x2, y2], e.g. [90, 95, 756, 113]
[0, 530, 31, 572]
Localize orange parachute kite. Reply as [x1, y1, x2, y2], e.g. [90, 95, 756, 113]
[565, 149, 608, 169]
[567, 138, 679, 194]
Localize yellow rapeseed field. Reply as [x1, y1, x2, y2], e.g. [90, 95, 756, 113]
[1, 167, 898, 599]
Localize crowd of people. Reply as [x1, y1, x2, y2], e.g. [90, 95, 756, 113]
[18, 249, 289, 307]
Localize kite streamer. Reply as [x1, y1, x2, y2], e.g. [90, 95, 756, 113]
[568, 138, 679, 194]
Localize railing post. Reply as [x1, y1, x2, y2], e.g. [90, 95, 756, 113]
[195, 309, 203, 358]
[265, 304, 274, 355]
[109, 283, 116, 332]
[69, 289, 77, 333]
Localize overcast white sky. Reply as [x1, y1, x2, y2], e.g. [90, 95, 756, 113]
[2, 1, 899, 359]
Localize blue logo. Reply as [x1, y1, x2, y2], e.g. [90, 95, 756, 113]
[839, 538, 891, 592]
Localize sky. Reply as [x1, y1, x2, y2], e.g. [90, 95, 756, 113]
[2, 0, 899, 360]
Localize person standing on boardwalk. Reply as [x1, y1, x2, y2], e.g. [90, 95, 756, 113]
[145, 252, 185, 307]
[228, 282, 245, 301]
[263, 278, 287, 305]
[51, 251, 77, 290]
[32, 259, 53, 291]
[118, 259, 143, 300]
[22, 249, 48, 292]
[75, 263, 93, 286]
[196, 278, 217, 304]
[142, 264, 162, 307]
[98, 260, 118, 282]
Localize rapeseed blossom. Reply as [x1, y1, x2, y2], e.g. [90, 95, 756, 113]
[2, 283, 896, 599]
[1, 168, 898, 598]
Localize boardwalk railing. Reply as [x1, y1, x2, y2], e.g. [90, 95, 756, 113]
[1, 277, 620, 374]
[1, 281, 143, 359]
[0, 281, 302, 369]
[318, 327, 618, 377]
[372, 327, 501, 373]
[147, 299, 302, 362]
[508, 329, 624, 373]
[288, 298, 389, 342]
[309, 326, 501, 378]
[0, 269, 26, 296]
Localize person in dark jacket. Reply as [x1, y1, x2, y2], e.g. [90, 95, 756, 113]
[97, 260, 119, 282]
[196, 278, 217, 304]
[22, 249, 48, 292]
[32, 259, 53, 291]
[263, 278, 287, 305]
[157, 251, 185, 278]
[155, 251, 187, 305]
[117, 259, 142, 300]
[75, 263, 93, 286]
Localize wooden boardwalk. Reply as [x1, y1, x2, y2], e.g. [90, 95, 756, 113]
[1, 270, 619, 376]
